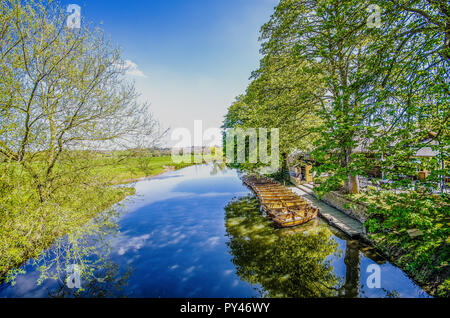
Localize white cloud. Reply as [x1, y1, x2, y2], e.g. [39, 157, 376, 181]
[116, 233, 151, 255]
[123, 59, 147, 77]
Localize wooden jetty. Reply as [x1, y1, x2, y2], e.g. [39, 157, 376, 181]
[242, 175, 318, 228]
[291, 184, 365, 238]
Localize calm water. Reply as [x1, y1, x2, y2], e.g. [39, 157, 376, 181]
[0, 164, 430, 297]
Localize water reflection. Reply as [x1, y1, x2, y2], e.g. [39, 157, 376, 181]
[0, 207, 132, 298]
[210, 160, 227, 176]
[48, 262, 132, 298]
[224, 195, 430, 298]
[225, 195, 343, 297]
[0, 164, 430, 298]
[342, 241, 361, 298]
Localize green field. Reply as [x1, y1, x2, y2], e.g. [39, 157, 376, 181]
[93, 155, 195, 184]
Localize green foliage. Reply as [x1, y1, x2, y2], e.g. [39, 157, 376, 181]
[437, 279, 450, 298]
[0, 0, 162, 202]
[222, 53, 323, 173]
[359, 190, 450, 295]
[225, 0, 449, 194]
[224, 0, 449, 294]
[92, 154, 191, 184]
[0, 0, 176, 281]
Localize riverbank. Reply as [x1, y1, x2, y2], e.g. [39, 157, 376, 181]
[356, 191, 449, 298]
[302, 185, 449, 297]
[365, 229, 449, 297]
[0, 155, 194, 281]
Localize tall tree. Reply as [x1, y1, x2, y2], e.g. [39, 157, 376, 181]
[259, 0, 377, 193]
[223, 46, 323, 173]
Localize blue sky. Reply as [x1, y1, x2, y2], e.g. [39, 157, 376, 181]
[63, 0, 278, 146]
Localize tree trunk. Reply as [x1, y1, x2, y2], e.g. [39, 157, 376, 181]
[343, 147, 360, 194]
[346, 174, 360, 194]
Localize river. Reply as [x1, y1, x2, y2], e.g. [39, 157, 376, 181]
[0, 164, 430, 297]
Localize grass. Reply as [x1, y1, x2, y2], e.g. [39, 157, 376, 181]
[93, 155, 195, 184]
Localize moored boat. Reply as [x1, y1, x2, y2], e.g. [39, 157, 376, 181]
[242, 175, 319, 228]
[272, 210, 318, 228]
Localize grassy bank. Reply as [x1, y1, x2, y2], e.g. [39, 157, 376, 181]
[0, 154, 194, 280]
[93, 155, 195, 184]
[349, 190, 449, 297]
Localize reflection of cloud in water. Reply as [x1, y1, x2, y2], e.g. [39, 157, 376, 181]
[157, 234, 187, 248]
[126, 165, 245, 211]
[152, 174, 183, 180]
[181, 264, 203, 283]
[196, 192, 248, 198]
[199, 236, 220, 249]
[147, 224, 204, 249]
[116, 234, 151, 256]
[224, 269, 233, 276]
[10, 272, 46, 297]
[127, 192, 194, 210]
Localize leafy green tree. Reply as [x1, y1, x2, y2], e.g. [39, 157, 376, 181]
[223, 51, 323, 174]
[357, 0, 449, 193]
[224, 0, 449, 296]
[225, 0, 448, 195]
[0, 0, 160, 279]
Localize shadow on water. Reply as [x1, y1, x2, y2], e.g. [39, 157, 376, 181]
[224, 195, 343, 297]
[224, 194, 429, 298]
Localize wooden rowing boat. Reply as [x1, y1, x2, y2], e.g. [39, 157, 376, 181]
[242, 175, 318, 228]
[272, 212, 317, 228]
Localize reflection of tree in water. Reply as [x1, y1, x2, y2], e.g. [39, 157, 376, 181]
[8, 207, 132, 297]
[339, 238, 402, 298]
[343, 240, 361, 298]
[224, 195, 343, 297]
[209, 160, 227, 176]
[48, 261, 132, 298]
